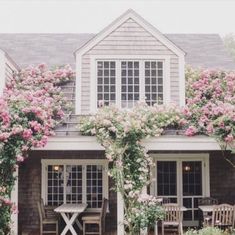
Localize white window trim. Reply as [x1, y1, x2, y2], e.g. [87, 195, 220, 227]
[150, 153, 210, 226]
[41, 159, 109, 212]
[90, 55, 171, 113]
[150, 153, 210, 198]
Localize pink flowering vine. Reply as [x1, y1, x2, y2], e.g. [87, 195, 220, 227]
[0, 64, 75, 234]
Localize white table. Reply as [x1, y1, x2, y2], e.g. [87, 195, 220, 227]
[198, 205, 216, 226]
[155, 206, 187, 235]
[54, 203, 87, 235]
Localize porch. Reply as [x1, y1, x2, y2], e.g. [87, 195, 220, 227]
[14, 136, 235, 235]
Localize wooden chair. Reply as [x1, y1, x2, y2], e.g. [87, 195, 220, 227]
[82, 198, 108, 235]
[37, 199, 58, 235]
[212, 204, 234, 229]
[162, 203, 183, 235]
[198, 197, 218, 227]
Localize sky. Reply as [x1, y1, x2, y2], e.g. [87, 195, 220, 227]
[0, 0, 234, 36]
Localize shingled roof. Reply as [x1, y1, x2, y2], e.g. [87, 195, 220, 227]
[0, 33, 234, 70]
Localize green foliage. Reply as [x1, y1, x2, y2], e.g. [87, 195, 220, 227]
[185, 227, 235, 235]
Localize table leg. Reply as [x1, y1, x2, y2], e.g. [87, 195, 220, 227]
[75, 217, 83, 230]
[61, 212, 79, 235]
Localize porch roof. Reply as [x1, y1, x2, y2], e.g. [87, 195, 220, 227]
[33, 135, 221, 151]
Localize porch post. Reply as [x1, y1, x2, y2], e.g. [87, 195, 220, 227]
[140, 186, 148, 235]
[11, 167, 18, 235]
[117, 192, 124, 235]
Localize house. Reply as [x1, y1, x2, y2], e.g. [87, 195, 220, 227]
[0, 9, 235, 235]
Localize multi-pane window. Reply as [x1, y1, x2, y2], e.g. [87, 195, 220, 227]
[47, 165, 64, 206]
[145, 61, 163, 106]
[96, 60, 164, 109]
[66, 165, 83, 204]
[97, 61, 116, 107]
[87, 165, 103, 208]
[121, 61, 140, 108]
[46, 162, 107, 208]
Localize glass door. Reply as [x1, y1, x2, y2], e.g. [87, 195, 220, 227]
[156, 158, 206, 227]
[182, 161, 203, 227]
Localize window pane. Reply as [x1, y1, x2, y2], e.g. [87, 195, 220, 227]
[121, 61, 139, 108]
[86, 165, 103, 208]
[145, 61, 164, 106]
[97, 61, 116, 107]
[157, 161, 177, 196]
[47, 165, 64, 206]
[66, 165, 83, 204]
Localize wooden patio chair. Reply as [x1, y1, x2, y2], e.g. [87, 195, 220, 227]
[82, 198, 108, 235]
[198, 197, 218, 227]
[37, 199, 58, 235]
[162, 203, 183, 235]
[212, 204, 234, 229]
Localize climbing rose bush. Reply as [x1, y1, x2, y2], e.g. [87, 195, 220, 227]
[185, 67, 235, 147]
[0, 64, 74, 235]
[80, 103, 186, 234]
[80, 68, 235, 234]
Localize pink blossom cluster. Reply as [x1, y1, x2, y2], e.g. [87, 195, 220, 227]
[0, 63, 75, 160]
[185, 68, 235, 144]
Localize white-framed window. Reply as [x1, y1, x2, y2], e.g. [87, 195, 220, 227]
[92, 56, 170, 112]
[41, 159, 109, 210]
[145, 61, 163, 106]
[97, 61, 116, 106]
[121, 61, 140, 108]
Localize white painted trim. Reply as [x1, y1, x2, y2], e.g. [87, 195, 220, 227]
[10, 167, 18, 235]
[75, 54, 82, 114]
[41, 159, 109, 209]
[74, 9, 185, 57]
[0, 50, 5, 96]
[41, 161, 47, 204]
[163, 57, 171, 104]
[142, 135, 221, 151]
[179, 55, 186, 106]
[89, 55, 171, 113]
[90, 57, 96, 114]
[33, 135, 221, 151]
[117, 192, 124, 235]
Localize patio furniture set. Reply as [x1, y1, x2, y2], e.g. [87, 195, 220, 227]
[37, 196, 235, 235]
[156, 197, 235, 235]
[37, 198, 108, 235]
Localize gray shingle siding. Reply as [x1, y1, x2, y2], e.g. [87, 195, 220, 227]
[0, 33, 234, 70]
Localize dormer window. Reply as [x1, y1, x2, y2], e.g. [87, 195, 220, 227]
[96, 58, 166, 110]
[97, 61, 116, 106]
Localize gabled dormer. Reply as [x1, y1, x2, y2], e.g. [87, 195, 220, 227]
[75, 9, 186, 114]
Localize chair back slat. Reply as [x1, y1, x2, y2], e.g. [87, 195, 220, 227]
[212, 204, 234, 227]
[163, 203, 181, 223]
[198, 197, 218, 206]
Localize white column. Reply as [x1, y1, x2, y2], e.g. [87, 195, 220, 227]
[117, 192, 124, 235]
[0, 50, 5, 96]
[11, 167, 18, 235]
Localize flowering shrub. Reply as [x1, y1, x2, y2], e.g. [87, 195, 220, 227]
[185, 226, 234, 235]
[0, 64, 74, 235]
[185, 67, 235, 146]
[80, 103, 186, 234]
